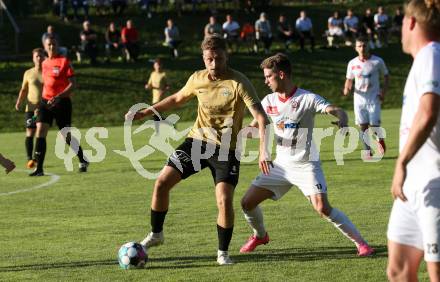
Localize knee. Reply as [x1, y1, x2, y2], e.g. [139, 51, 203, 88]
[241, 197, 254, 212]
[387, 264, 406, 282]
[217, 194, 233, 210]
[313, 202, 332, 217]
[153, 176, 172, 195]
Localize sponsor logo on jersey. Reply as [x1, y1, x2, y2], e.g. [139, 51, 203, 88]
[276, 120, 300, 131]
[221, 88, 232, 97]
[52, 66, 60, 75]
[291, 100, 299, 110]
[266, 105, 279, 115]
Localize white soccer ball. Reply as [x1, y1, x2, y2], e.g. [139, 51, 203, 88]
[118, 242, 148, 269]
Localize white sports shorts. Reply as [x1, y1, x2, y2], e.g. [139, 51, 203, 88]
[354, 102, 381, 126]
[387, 179, 440, 262]
[251, 161, 327, 200]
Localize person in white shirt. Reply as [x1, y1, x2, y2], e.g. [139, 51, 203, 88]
[164, 18, 181, 58]
[254, 12, 272, 54]
[295, 10, 315, 51]
[239, 53, 374, 257]
[327, 11, 345, 48]
[374, 6, 389, 47]
[344, 9, 359, 46]
[387, 1, 440, 281]
[343, 37, 389, 158]
[222, 14, 240, 53]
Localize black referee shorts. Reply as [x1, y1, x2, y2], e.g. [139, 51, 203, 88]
[166, 138, 240, 187]
[36, 98, 72, 129]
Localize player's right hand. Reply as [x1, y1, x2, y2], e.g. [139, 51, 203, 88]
[259, 156, 273, 175]
[15, 102, 20, 111]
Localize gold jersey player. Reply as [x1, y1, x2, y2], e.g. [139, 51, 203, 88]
[126, 34, 272, 265]
[15, 48, 45, 169]
[145, 58, 169, 133]
[31, 35, 89, 176]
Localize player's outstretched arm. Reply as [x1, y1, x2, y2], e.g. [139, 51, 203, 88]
[248, 103, 273, 175]
[0, 153, 15, 174]
[391, 93, 440, 201]
[326, 105, 348, 128]
[127, 89, 192, 121]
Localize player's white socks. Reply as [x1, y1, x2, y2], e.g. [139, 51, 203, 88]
[326, 208, 365, 246]
[243, 206, 266, 238]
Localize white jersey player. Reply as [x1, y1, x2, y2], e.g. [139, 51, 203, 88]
[343, 37, 389, 158]
[386, 1, 440, 281]
[239, 53, 374, 257]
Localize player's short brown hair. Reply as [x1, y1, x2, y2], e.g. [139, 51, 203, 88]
[32, 48, 44, 55]
[405, 0, 440, 36]
[200, 34, 226, 52]
[260, 53, 292, 75]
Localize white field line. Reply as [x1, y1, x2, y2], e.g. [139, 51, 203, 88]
[0, 169, 60, 196]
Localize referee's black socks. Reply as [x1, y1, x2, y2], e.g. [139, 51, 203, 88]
[34, 137, 46, 171]
[217, 225, 234, 252]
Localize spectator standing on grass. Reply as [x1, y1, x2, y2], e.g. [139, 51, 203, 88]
[164, 19, 181, 58]
[121, 19, 140, 62]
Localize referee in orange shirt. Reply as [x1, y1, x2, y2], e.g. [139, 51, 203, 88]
[31, 35, 88, 176]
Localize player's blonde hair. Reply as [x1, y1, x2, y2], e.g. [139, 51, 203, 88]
[260, 53, 292, 75]
[405, 0, 440, 35]
[200, 34, 226, 52]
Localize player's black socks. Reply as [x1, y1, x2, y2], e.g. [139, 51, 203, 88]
[25, 136, 34, 160]
[151, 209, 168, 233]
[65, 134, 87, 163]
[34, 137, 46, 171]
[217, 225, 234, 252]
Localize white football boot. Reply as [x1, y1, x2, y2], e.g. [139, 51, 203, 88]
[217, 250, 234, 266]
[140, 231, 164, 248]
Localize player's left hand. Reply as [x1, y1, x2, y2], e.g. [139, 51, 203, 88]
[47, 96, 60, 107]
[391, 160, 407, 201]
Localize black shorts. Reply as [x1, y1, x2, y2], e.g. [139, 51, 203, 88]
[25, 111, 37, 129]
[166, 138, 240, 187]
[37, 98, 72, 129]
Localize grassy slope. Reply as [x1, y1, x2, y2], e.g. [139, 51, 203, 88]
[0, 109, 430, 281]
[0, 1, 410, 132]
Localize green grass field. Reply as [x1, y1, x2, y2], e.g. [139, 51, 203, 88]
[0, 109, 430, 281]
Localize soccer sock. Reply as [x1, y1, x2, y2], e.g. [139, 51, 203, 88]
[243, 206, 266, 238]
[34, 137, 46, 171]
[65, 135, 87, 163]
[25, 136, 34, 160]
[359, 130, 371, 151]
[151, 209, 168, 233]
[217, 225, 233, 252]
[326, 208, 366, 246]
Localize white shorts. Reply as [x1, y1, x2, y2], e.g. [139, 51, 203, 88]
[387, 179, 440, 262]
[251, 161, 327, 200]
[354, 103, 381, 126]
[328, 27, 344, 37]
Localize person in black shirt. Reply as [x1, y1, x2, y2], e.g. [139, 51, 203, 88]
[105, 22, 122, 62]
[360, 8, 376, 49]
[78, 20, 98, 64]
[277, 14, 295, 51]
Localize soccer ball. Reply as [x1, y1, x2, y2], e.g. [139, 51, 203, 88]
[118, 242, 148, 269]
